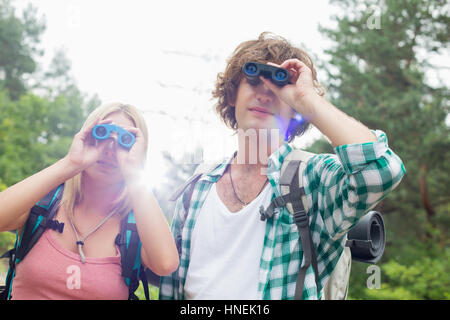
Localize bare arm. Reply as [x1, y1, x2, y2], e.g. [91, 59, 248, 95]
[116, 125, 179, 276]
[0, 157, 79, 232]
[296, 92, 376, 147]
[128, 181, 179, 276]
[0, 117, 111, 232]
[261, 59, 377, 147]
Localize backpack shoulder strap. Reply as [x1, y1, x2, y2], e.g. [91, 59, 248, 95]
[279, 149, 315, 215]
[258, 149, 316, 221]
[169, 162, 221, 212]
[286, 160, 320, 300]
[1, 184, 64, 300]
[116, 211, 149, 300]
[15, 184, 65, 262]
[259, 148, 319, 299]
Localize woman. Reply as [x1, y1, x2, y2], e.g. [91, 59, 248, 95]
[0, 102, 179, 299]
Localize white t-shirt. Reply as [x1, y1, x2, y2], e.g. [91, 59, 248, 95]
[184, 182, 273, 300]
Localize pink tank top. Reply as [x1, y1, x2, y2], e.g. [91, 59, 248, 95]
[11, 229, 129, 300]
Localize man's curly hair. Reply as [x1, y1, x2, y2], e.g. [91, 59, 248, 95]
[212, 32, 325, 142]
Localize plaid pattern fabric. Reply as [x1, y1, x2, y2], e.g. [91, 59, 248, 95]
[160, 130, 405, 300]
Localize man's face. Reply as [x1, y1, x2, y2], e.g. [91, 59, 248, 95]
[232, 76, 295, 139]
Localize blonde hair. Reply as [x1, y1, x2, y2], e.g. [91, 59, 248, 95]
[60, 102, 149, 220]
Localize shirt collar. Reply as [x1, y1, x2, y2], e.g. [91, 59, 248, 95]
[204, 152, 236, 182]
[267, 141, 293, 175]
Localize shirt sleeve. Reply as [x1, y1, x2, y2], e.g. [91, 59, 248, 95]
[159, 196, 185, 300]
[304, 130, 405, 240]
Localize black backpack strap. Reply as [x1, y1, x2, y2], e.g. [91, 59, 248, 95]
[168, 173, 203, 256]
[169, 173, 203, 203]
[0, 248, 16, 300]
[259, 160, 319, 300]
[181, 174, 203, 219]
[116, 212, 149, 300]
[15, 184, 65, 262]
[285, 160, 319, 299]
[259, 194, 290, 221]
[140, 266, 150, 300]
[1, 184, 64, 300]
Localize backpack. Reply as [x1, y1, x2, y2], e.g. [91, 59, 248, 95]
[168, 149, 386, 300]
[0, 184, 150, 300]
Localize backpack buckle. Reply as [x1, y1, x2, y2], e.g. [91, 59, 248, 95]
[8, 249, 16, 269]
[272, 195, 287, 208]
[293, 210, 308, 227]
[260, 205, 276, 221]
[45, 219, 65, 233]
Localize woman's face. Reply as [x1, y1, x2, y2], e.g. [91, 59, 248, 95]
[83, 111, 136, 185]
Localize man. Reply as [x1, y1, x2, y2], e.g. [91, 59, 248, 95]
[160, 32, 405, 300]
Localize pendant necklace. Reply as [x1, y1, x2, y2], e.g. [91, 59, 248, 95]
[228, 162, 268, 207]
[68, 210, 117, 263]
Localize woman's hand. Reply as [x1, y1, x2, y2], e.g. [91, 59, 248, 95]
[65, 118, 112, 172]
[260, 59, 319, 117]
[115, 125, 147, 183]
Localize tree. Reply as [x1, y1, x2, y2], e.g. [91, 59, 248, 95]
[0, 1, 101, 190]
[0, 0, 45, 100]
[0, 1, 100, 261]
[310, 0, 449, 299]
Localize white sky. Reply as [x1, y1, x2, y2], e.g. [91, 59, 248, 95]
[15, 0, 448, 187]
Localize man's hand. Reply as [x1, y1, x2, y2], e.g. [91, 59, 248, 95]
[260, 59, 319, 118]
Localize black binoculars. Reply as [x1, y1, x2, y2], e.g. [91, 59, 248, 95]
[242, 62, 290, 87]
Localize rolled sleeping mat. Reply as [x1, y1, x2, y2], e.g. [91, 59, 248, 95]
[346, 211, 386, 264]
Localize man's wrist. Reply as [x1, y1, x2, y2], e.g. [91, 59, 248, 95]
[293, 91, 323, 118]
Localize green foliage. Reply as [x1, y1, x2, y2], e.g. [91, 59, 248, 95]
[315, 0, 450, 300]
[0, 1, 100, 187]
[0, 0, 45, 100]
[134, 283, 160, 300]
[348, 244, 449, 300]
[0, 231, 15, 253]
[0, 231, 15, 280]
[380, 250, 450, 299]
[317, 0, 450, 219]
[0, 90, 87, 186]
[0, 0, 98, 288]
[304, 138, 334, 154]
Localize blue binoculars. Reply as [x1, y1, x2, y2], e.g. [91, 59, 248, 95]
[92, 124, 136, 149]
[242, 62, 290, 87]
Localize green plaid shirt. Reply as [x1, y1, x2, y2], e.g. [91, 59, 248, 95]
[160, 130, 405, 300]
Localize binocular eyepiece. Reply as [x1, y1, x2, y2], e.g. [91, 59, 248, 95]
[92, 124, 136, 149]
[242, 62, 290, 87]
